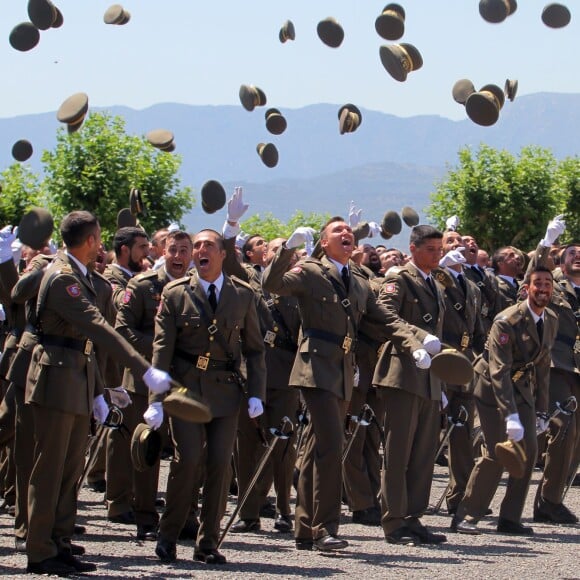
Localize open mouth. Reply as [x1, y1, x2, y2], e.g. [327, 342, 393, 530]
[198, 257, 209, 267]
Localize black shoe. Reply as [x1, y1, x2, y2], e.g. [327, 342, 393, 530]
[86, 480, 106, 493]
[352, 507, 381, 526]
[295, 538, 313, 551]
[455, 518, 480, 535]
[137, 524, 158, 541]
[194, 547, 227, 564]
[108, 511, 135, 525]
[533, 498, 578, 524]
[385, 526, 419, 545]
[231, 518, 261, 533]
[274, 514, 293, 533]
[70, 543, 85, 556]
[74, 524, 86, 536]
[313, 534, 348, 551]
[408, 521, 447, 544]
[57, 552, 97, 573]
[179, 518, 200, 540]
[497, 518, 534, 536]
[259, 501, 276, 518]
[572, 473, 580, 487]
[435, 454, 448, 467]
[15, 538, 26, 553]
[27, 556, 76, 576]
[155, 537, 177, 563]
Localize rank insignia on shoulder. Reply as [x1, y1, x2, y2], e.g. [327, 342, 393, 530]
[384, 283, 396, 293]
[60, 265, 73, 274]
[290, 266, 302, 274]
[499, 333, 509, 345]
[66, 283, 81, 297]
[123, 290, 132, 304]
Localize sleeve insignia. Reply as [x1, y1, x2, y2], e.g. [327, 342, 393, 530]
[499, 333, 509, 345]
[66, 283, 81, 297]
[122, 290, 132, 304]
[290, 266, 302, 273]
[384, 283, 397, 293]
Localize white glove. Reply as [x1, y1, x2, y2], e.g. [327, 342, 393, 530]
[348, 201, 362, 228]
[167, 222, 180, 233]
[227, 186, 249, 223]
[107, 386, 132, 409]
[235, 230, 250, 249]
[441, 392, 448, 411]
[286, 227, 315, 249]
[144, 402, 164, 429]
[11, 238, 23, 264]
[367, 221, 381, 238]
[439, 248, 466, 268]
[423, 334, 442, 355]
[413, 348, 431, 369]
[506, 413, 524, 442]
[142, 367, 172, 395]
[0, 304, 5, 322]
[48, 239, 58, 255]
[536, 416, 549, 435]
[445, 215, 460, 231]
[0, 226, 17, 263]
[248, 397, 264, 419]
[541, 214, 566, 247]
[93, 394, 109, 425]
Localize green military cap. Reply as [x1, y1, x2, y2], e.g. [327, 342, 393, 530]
[9, 22, 41, 52]
[57, 92, 89, 125]
[163, 383, 212, 424]
[495, 439, 526, 478]
[12, 140, 33, 162]
[239, 85, 267, 112]
[104, 4, 129, 25]
[338, 104, 362, 135]
[131, 423, 162, 472]
[117, 208, 137, 228]
[465, 84, 504, 126]
[452, 79, 476, 105]
[479, 0, 517, 24]
[256, 143, 279, 168]
[52, 6, 64, 28]
[146, 128, 174, 151]
[382, 210, 402, 236]
[18, 208, 54, 250]
[201, 180, 226, 214]
[542, 3, 571, 28]
[401, 206, 419, 227]
[279, 19, 295, 43]
[504, 79, 518, 102]
[379, 43, 423, 82]
[431, 348, 474, 385]
[375, 4, 406, 41]
[129, 187, 145, 216]
[265, 108, 287, 135]
[28, 0, 58, 31]
[353, 222, 370, 243]
[317, 17, 344, 48]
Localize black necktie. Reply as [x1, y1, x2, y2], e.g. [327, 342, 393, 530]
[341, 266, 350, 292]
[471, 265, 483, 280]
[426, 276, 437, 297]
[457, 273, 467, 295]
[536, 318, 544, 343]
[254, 264, 262, 274]
[85, 272, 95, 291]
[208, 283, 218, 312]
[575, 287, 580, 302]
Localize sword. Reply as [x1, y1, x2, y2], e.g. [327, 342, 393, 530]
[342, 404, 374, 465]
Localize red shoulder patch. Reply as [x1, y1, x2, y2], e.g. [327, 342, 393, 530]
[499, 333, 509, 345]
[384, 283, 396, 293]
[123, 290, 132, 304]
[66, 284, 81, 297]
[290, 266, 302, 274]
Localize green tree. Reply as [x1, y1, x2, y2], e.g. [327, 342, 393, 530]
[41, 112, 194, 245]
[553, 157, 580, 241]
[0, 163, 42, 227]
[427, 145, 561, 251]
[241, 210, 330, 240]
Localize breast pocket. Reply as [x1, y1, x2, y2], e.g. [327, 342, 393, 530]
[176, 313, 202, 337]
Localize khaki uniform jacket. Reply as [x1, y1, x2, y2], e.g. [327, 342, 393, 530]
[473, 301, 558, 416]
[151, 273, 266, 418]
[0, 259, 26, 378]
[115, 268, 171, 395]
[25, 253, 149, 416]
[494, 275, 519, 312]
[527, 243, 580, 374]
[262, 247, 423, 402]
[464, 264, 500, 334]
[103, 263, 133, 311]
[372, 262, 445, 401]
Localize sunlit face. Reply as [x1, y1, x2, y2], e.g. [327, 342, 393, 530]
[525, 271, 553, 313]
[498, 248, 520, 277]
[164, 236, 193, 279]
[462, 235, 479, 265]
[321, 221, 354, 264]
[411, 237, 443, 273]
[266, 237, 285, 264]
[442, 231, 463, 253]
[562, 245, 580, 277]
[128, 235, 150, 272]
[87, 225, 102, 270]
[192, 231, 225, 282]
[380, 250, 402, 271]
[246, 236, 268, 266]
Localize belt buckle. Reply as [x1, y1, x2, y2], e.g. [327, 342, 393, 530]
[207, 324, 218, 335]
[423, 313, 433, 323]
[342, 336, 352, 353]
[196, 356, 210, 371]
[341, 298, 351, 308]
[461, 333, 470, 349]
[264, 330, 276, 347]
[512, 370, 523, 382]
[453, 302, 463, 311]
[84, 339, 93, 356]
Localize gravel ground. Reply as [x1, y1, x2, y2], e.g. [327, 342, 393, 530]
[1, 462, 578, 579]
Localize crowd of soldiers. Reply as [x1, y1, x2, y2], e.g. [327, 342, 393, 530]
[0, 191, 578, 575]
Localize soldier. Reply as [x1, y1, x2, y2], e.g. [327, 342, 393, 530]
[373, 225, 448, 546]
[263, 217, 427, 552]
[24, 211, 172, 576]
[148, 229, 266, 565]
[527, 216, 579, 524]
[492, 246, 522, 312]
[452, 266, 557, 535]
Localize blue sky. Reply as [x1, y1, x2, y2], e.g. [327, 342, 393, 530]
[1, 1, 577, 121]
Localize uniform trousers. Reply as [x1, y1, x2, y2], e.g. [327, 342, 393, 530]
[456, 394, 537, 523]
[27, 405, 88, 563]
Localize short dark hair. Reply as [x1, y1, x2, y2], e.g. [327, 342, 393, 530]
[193, 229, 224, 250]
[242, 234, 265, 263]
[60, 211, 98, 249]
[491, 246, 516, 273]
[113, 227, 149, 258]
[409, 225, 442, 247]
[523, 264, 553, 285]
[561, 242, 580, 262]
[320, 216, 346, 240]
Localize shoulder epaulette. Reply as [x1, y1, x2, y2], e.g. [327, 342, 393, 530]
[432, 267, 454, 289]
[230, 274, 253, 291]
[135, 270, 159, 282]
[164, 276, 190, 291]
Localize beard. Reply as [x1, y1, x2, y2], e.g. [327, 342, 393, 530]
[128, 257, 143, 273]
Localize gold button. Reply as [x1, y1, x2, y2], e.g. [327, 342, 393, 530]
[274, 326, 279, 332]
[209, 336, 214, 341]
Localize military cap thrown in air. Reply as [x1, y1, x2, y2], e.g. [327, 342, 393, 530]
[382, 210, 402, 236]
[541, 3, 571, 28]
[256, 143, 279, 168]
[401, 206, 420, 227]
[504, 79, 518, 101]
[452, 79, 476, 105]
[465, 84, 504, 126]
[479, 0, 518, 24]
[279, 20, 295, 43]
[12, 140, 34, 163]
[18, 208, 54, 250]
[317, 17, 344, 48]
[265, 108, 287, 135]
[28, 0, 58, 31]
[117, 208, 137, 229]
[57, 92, 89, 125]
[239, 85, 267, 112]
[375, 4, 406, 41]
[338, 104, 362, 135]
[146, 129, 174, 151]
[9, 22, 40, 52]
[379, 43, 423, 82]
[201, 180, 227, 214]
